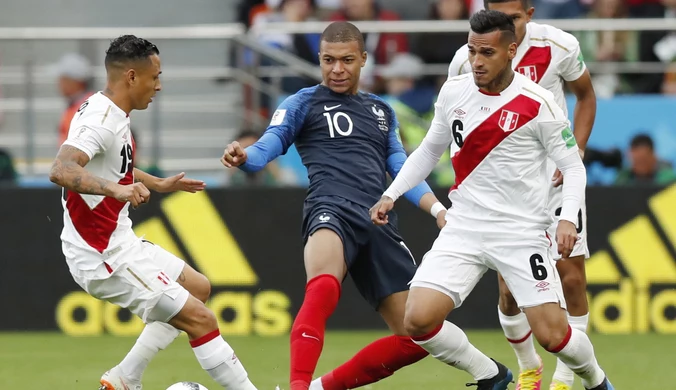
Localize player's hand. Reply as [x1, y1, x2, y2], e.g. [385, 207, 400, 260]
[113, 182, 151, 208]
[220, 141, 248, 168]
[556, 220, 579, 259]
[370, 196, 394, 226]
[436, 209, 447, 229]
[551, 168, 564, 188]
[156, 172, 206, 193]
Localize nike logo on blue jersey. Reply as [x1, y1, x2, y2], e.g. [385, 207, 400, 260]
[324, 104, 341, 111]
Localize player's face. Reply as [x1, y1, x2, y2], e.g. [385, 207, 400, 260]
[486, 1, 534, 46]
[129, 54, 162, 110]
[319, 40, 367, 95]
[468, 30, 517, 89]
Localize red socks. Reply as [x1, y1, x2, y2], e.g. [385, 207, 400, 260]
[290, 274, 342, 390]
[320, 335, 429, 390]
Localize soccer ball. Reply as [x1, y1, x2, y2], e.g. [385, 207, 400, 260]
[166, 382, 208, 390]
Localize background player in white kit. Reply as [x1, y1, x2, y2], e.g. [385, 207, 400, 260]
[371, 11, 613, 390]
[448, 1, 597, 388]
[49, 35, 258, 390]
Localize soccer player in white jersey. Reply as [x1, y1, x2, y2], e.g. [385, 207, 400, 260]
[371, 11, 614, 390]
[448, 1, 597, 389]
[49, 35, 258, 390]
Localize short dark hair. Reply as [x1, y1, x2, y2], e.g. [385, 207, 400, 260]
[484, 0, 530, 11]
[469, 9, 517, 43]
[105, 35, 159, 69]
[320, 21, 365, 52]
[630, 133, 654, 150]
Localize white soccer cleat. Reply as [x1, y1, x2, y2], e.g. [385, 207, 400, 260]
[99, 366, 142, 390]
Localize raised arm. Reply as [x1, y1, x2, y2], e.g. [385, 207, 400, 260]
[49, 127, 150, 207]
[221, 92, 310, 172]
[50, 144, 119, 197]
[385, 108, 446, 220]
[383, 97, 453, 203]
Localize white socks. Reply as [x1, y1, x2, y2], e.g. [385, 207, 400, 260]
[497, 308, 541, 371]
[551, 326, 605, 389]
[413, 321, 498, 381]
[118, 322, 181, 382]
[191, 330, 257, 390]
[552, 314, 589, 386]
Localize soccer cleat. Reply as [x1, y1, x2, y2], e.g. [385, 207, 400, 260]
[585, 377, 615, 390]
[466, 359, 514, 390]
[99, 366, 142, 390]
[549, 380, 571, 390]
[516, 357, 543, 390]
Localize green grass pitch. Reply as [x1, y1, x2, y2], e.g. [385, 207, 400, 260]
[0, 331, 671, 389]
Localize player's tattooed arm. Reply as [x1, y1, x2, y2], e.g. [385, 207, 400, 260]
[49, 145, 119, 197]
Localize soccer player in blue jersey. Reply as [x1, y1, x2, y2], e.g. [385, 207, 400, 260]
[221, 21, 448, 390]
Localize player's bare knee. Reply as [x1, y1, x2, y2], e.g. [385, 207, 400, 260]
[536, 323, 569, 351]
[561, 269, 586, 298]
[190, 302, 218, 331]
[403, 309, 436, 337]
[192, 273, 211, 303]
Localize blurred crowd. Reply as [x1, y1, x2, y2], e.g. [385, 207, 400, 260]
[229, 0, 676, 188]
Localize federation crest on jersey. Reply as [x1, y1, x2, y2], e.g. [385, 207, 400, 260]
[498, 110, 520, 132]
[517, 65, 538, 82]
[372, 105, 389, 132]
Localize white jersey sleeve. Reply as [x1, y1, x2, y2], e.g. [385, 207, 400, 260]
[62, 124, 116, 160]
[384, 82, 454, 201]
[534, 91, 585, 224]
[555, 32, 587, 82]
[447, 44, 471, 79]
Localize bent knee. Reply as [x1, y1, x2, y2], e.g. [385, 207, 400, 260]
[403, 310, 439, 337]
[533, 324, 570, 351]
[192, 273, 212, 303]
[560, 270, 586, 294]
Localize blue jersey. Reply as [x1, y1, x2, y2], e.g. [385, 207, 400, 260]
[240, 85, 432, 208]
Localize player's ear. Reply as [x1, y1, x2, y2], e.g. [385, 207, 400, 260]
[126, 69, 137, 86]
[361, 51, 367, 67]
[508, 42, 517, 60]
[526, 7, 535, 21]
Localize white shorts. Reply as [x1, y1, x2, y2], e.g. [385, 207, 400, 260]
[546, 160, 589, 261]
[65, 239, 189, 324]
[411, 225, 566, 310]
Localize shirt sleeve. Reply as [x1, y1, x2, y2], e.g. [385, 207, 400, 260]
[534, 96, 585, 224]
[558, 39, 587, 82]
[383, 91, 453, 202]
[384, 105, 433, 206]
[534, 98, 580, 163]
[62, 125, 116, 159]
[241, 91, 310, 172]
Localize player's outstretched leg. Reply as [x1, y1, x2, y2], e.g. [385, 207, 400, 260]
[290, 229, 345, 390]
[310, 292, 429, 390]
[496, 274, 543, 390]
[406, 287, 513, 390]
[550, 256, 589, 390]
[524, 303, 613, 390]
[101, 265, 212, 389]
[170, 295, 258, 390]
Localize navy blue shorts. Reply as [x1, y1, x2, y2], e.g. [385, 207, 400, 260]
[302, 196, 417, 309]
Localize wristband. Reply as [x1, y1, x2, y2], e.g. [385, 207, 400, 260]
[430, 202, 445, 218]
